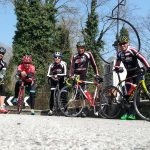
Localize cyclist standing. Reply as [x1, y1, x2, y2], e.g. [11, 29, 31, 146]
[69, 41, 100, 117]
[47, 52, 67, 116]
[114, 36, 150, 120]
[13, 55, 36, 115]
[0, 47, 8, 113]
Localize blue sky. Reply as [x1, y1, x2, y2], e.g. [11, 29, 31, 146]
[0, 0, 150, 47]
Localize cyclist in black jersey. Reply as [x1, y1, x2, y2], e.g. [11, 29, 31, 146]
[114, 36, 150, 120]
[47, 52, 67, 115]
[0, 47, 8, 113]
[69, 41, 100, 117]
[70, 41, 99, 80]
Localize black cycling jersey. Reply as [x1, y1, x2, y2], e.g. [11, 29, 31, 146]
[115, 46, 150, 83]
[70, 51, 99, 77]
[47, 61, 67, 77]
[0, 59, 6, 80]
[115, 46, 150, 72]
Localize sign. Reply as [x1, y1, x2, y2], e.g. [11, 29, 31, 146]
[4, 96, 30, 107]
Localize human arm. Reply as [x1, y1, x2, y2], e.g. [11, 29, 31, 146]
[88, 52, 99, 76]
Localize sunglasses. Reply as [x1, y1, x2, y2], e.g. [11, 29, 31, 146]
[119, 42, 127, 46]
[54, 56, 61, 59]
[0, 52, 4, 55]
[77, 46, 85, 49]
[24, 62, 30, 64]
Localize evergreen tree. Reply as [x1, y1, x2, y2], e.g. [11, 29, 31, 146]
[83, 0, 104, 79]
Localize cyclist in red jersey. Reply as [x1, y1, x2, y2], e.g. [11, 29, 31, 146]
[0, 47, 8, 113]
[69, 41, 100, 117]
[114, 36, 150, 120]
[13, 55, 36, 115]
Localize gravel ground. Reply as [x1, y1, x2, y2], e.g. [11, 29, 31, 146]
[0, 114, 150, 150]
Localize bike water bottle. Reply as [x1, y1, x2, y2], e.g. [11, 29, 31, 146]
[126, 82, 136, 96]
[84, 90, 93, 106]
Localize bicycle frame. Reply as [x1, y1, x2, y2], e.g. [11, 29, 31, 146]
[72, 76, 101, 108]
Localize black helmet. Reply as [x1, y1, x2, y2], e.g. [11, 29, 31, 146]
[112, 41, 118, 47]
[76, 41, 85, 47]
[0, 47, 6, 55]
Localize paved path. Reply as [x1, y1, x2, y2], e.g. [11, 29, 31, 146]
[0, 114, 150, 150]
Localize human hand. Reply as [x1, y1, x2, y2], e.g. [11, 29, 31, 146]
[21, 71, 27, 77]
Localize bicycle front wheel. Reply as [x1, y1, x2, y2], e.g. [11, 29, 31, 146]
[17, 88, 24, 114]
[100, 86, 122, 119]
[134, 86, 150, 121]
[58, 85, 85, 117]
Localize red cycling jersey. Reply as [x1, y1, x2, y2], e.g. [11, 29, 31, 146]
[17, 64, 35, 82]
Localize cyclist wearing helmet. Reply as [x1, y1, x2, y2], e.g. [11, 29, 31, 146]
[114, 35, 150, 120]
[70, 41, 99, 79]
[69, 41, 99, 117]
[47, 52, 67, 115]
[13, 55, 36, 115]
[0, 47, 8, 113]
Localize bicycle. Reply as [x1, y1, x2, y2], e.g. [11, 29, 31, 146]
[58, 75, 103, 117]
[100, 67, 150, 121]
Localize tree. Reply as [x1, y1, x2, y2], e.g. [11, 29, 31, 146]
[82, 0, 104, 79]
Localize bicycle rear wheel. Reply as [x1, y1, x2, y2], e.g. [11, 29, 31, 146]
[53, 88, 60, 115]
[134, 86, 150, 121]
[58, 85, 85, 117]
[100, 86, 122, 119]
[17, 87, 24, 114]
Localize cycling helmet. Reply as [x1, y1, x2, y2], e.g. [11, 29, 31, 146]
[118, 36, 129, 43]
[76, 41, 85, 47]
[53, 52, 62, 58]
[112, 41, 118, 47]
[22, 55, 32, 64]
[0, 47, 6, 55]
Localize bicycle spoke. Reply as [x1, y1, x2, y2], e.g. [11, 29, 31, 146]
[100, 86, 121, 119]
[134, 86, 150, 121]
[58, 86, 84, 117]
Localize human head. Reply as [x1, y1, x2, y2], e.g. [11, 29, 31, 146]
[53, 52, 62, 64]
[76, 41, 86, 54]
[0, 47, 6, 59]
[118, 36, 129, 51]
[22, 55, 32, 68]
[112, 41, 119, 50]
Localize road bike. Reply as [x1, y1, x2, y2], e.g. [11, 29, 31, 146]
[100, 67, 150, 121]
[58, 75, 103, 117]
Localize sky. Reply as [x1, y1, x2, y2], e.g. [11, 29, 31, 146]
[0, 0, 150, 47]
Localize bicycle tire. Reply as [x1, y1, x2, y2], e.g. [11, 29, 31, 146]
[100, 17, 141, 64]
[53, 88, 60, 115]
[17, 87, 24, 114]
[58, 85, 85, 117]
[134, 86, 150, 121]
[100, 85, 122, 119]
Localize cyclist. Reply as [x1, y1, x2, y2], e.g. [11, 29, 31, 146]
[47, 52, 67, 116]
[114, 36, 150, 120]
[69, 41, 100, 117]
[0, 47, 8, 113]
[13, 55, 36, 115]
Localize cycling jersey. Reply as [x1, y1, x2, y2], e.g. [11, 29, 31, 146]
[17, 64, 35, 82]
[0, 59, 6, 80]
[70, 51, 99, 77]
[115, 46, 150, 83]
[47, 60, 67, 77]
[115, 46, 150, 72]
[0, 59, 6, 96]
